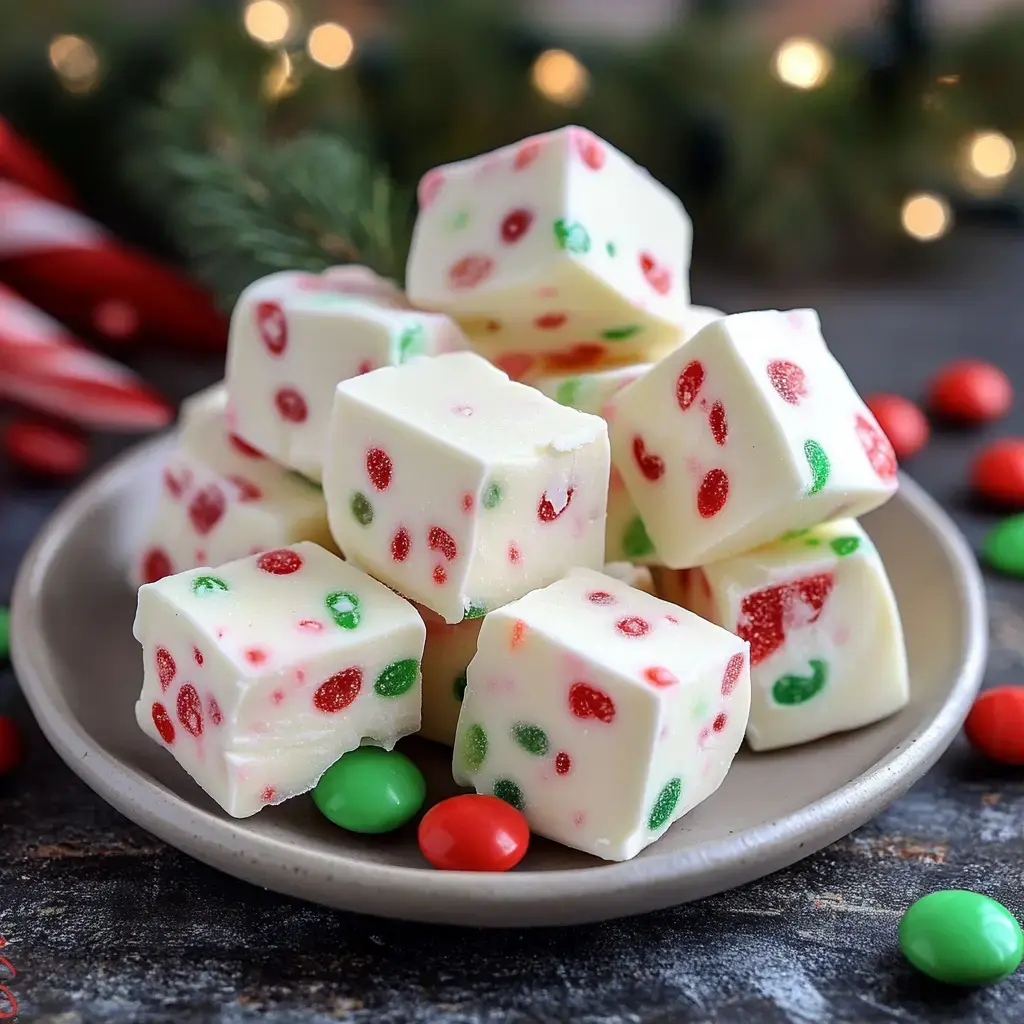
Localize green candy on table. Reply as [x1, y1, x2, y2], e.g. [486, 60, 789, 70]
[312, 747, 426, 834]
[899, 890, 1024, 986]
[983, 514, 1024, 577]
[0, 605, 8, 660]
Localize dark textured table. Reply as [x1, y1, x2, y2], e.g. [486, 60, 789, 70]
[2, 231, 1024, 1023]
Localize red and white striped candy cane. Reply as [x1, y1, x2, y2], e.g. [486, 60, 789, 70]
[0, 283, 172, 430]
[0, 181, 227, 350]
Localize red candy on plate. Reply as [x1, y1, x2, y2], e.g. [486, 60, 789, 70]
[2, 418, 89, 477]
[964, 687, 1024, 765]
[418, 794, 530, 871]
[0, 716, 23, 776]
[971, 438, 1024, 509]
[864, 394, 929, 460]
[928, 359, 1012, 424]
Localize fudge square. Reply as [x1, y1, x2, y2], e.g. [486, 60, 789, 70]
[609, 309, 899, 568]
[405, 126, 692, 373]
[655, 519, 908, 752]
[452, 568, 750, 861]
[132, 385, 334, 587]
[134, 542, 425, 817]
[323, 352, 610, 623]
[225, 267, 469, 480]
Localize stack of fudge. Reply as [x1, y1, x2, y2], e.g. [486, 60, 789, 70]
[131, 126, 908, 863]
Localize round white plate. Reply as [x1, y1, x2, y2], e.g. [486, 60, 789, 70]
[11, 436, 987, 927]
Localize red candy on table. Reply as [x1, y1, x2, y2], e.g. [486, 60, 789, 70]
[964, 687, 1024, 765]
[2, 418, 88, 477]
[928, 360, 1012, 424]
[0, 716, 23, 776]
[418, 794, 530, 872]
[864, 394, 929, 460]
[971, 439, 1024, 508]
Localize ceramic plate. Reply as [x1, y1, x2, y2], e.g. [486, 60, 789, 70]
[11, 436, 987, 927]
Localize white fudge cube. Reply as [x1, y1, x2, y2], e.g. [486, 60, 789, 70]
[655, 519, 908, 751]
[323, 352, 610, 623]
[132, 385, 334, 587]
[225, 268, 469, 480]
[133, 542, 425, 817]
[452, 568, 750, 861]
[405, 127, 693, 375]
[609, 309, 899, 568]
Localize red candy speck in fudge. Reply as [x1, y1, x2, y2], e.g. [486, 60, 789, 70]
[697, 468, 729, 518]
[767, 360, 807, 405]
[537, 487, 574, 522]
[298, 619, 323, 632]
[855, 413, 898, 482]
[228, 475, 262, 502]
[152, 702, 175, 744]
[709, 401, 728, 446]
[256, 301, 287, 356]
[569, 682, 616, 724]
[573, 129, 606, 170]
[639, 252, 672, 295]
[260, 786, 277, 803]
[500, 208, 534, 244]
[428, 526, 458, 560]
[163, 466, 192, 499]
[617, 616, 650, 638]
[534, 312, 567, 330]
[274, 387, 308, 423]
[460, 493, 475, 513]
[555, 751, 572, 775]
[510, 619, 527, 649]
[418, 169, 444, 208]
[722, 653, 745, 695]
[156, 647, 176, 691]
[713, 713, 727, 733]
[632, 436, 665, 481]
[542, 343, 605, 372]
[208, 697, 223, 725]
[366, 447, 393, 490]
[433, 564, 448, 585]
[141, 547, 173, 583]
[643, 666, 678, 687]
[587, 591, 616, 605]
[676, 361, 705, 412]
[314, 667, 363, 713]
[738, 573, 835, 665]
[257, 548, 303, 575]
[176, 684, 204, 737]
[449, 254, 494, 290]
[193, 646, 204, 667]
[508, 543, 522, 565]
[271, 689, 285, 706]
[229, 433, 265, 459]
[188, 483, 226, 536]
[245, 648, 268, 666]
[513, 138, 543, 170]
[357, 360, 375, 375]
[391, 527, 411, 562]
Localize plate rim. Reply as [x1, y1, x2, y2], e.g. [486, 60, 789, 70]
[11, 437, 988, 927]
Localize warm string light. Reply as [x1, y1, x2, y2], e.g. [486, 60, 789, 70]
[307, 22, 354, 69]
[901, 193, 952, 242]
[48, 34, 100, 93]
[964, 130, 1016, 183]
[243, 0, 292, 45]
[531, 49, 589, 106]
[772, 37, 832, 90]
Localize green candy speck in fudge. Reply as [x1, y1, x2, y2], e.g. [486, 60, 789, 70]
[463, 601, 488, 620]
[554, 378, 582, 407]
[772, 659, 828, 705]
[830, 536, 861, 557]
[553, 218, 591, 254]
[482, 481, 503, 510]
[325, 590, 361, 630]
[600, 325, 641, 341]
[452, 670, 468, 703]
[191, 575, 229, 596]
[350, 491, 373, 526]
[493, 778, 525, 811]
[780, 528, 810, 541]
[511, 723, 549, 756]
[804, 439, 831, 495]
[647, 777, 682, 831]
[605, 241, 617, 257]
[374, 658, 419, 697]
[622, 515, 655, 558]
[461, 723, 488, 772]
[397, 322, 426, 362]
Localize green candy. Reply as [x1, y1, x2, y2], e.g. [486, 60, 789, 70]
[461, 723, 488, 772]
[191, 575, 229, 596]
[830, 535, 861, 557]
[0, 605, 8, 661]
[605, 241, 617, 257]
[350, 491, 373, 526]
[772, 659, 828, 705]
[780, 528, 810, 541]
[983, 514, 1024, 577]
[463, 601, 488, 620]
[397, 323, 426, 362]
[554, 378, 582, 407]
[452, 670, 468, 703]
[449, 208, 470, 231]
[325, 590, 361, 630]
[493, 777, 524, 810]
[482, 481, 503, 510]
[312, 747, 425, 834]
[804, 439, 831, 494]
[899, 890, 1024, 986]
[647, 777, 682, 831]
[600, 325, 641, 341]
[553, 218, 591, 254]
[374, 658, 419, 697]
[621, 515, 655, 559]
[511, 722, 549, 756]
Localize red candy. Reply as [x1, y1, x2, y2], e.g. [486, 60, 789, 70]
[428, 526, 458, 560]
[163, 466, 192, 499]
[257, 548, 303, 575]
[587, 591, 616, 605]
[2, 419, 88, 477]
[274, 387, 308, 423]
[964, 687, 1024, 764]
[256, 301, 287, 356]
[971, 439, 1024, 508]
[313, 667, 363, 713]
[697, 468, 729, 518]
[708, 401, 728, 446]
[366, 447, 393, 490]
[928, 359, 1012, 424]
[449, 254, 494, 290]
[616, 616, 650, 638]
[151, 703, 175, 744]
[391, 526, 411, 562]
[676, 360, 705, 411]
[155, 646, 176, 691]
[854, 413, 898, 482]
[141, 547, 173, 583]
[537, 488, 574, 522]
[573, 129, 606, 170]
[500, 208, 533, 244]
[176, 683, 204, 736]
[767, 360, 807, 405]
[188, 483, 226, 536]
[864, 394, 929, 460]
[738, 573, 834, 665]
[639, 252, 671, 295]
[534, 312, 567, 330]
[632, 436, 665, 482]
[418, 794, 530, 872]
[514, 139, 543, 170]
[722, 653, 745, 696]
[555, 751, 572, 775]
[228, 475, 262, 502]
[0, 716, 23, 775]
[568, 682, 616, 723]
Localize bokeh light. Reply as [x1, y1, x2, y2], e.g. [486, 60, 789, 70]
[531, 49, 589, 106]
[966, 130, 1016, 181]
[773, 37, 833, 90]
[900, 193, 952, 242]
[307, 23, 354, 69]
[243, 0, 292, 45]
[263, 50, 300, 100]
[48, 34, 100, 93]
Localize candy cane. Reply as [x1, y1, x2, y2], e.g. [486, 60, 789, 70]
[0, 116, 76, 207]
[0, 181, 227, 350]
